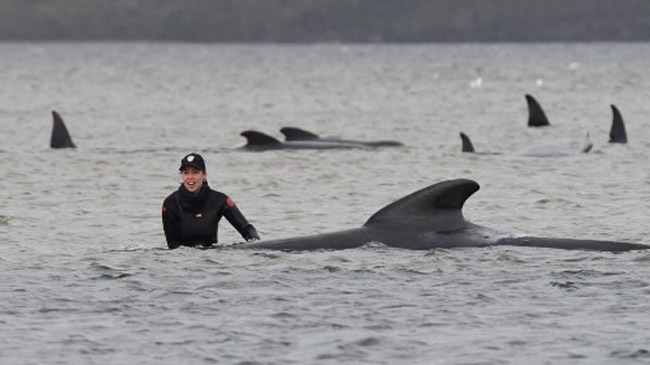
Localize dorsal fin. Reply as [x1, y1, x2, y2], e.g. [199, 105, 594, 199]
[459, 132, 475, 152]
[50, 111, 76, 148]
[525, 94, 550, 127]
[609, 104, 627, 144]
[280, 127, 320, 141]
[240, 130, 281, 146]
[581, 132, 593, 153]
[364, 179, 479, 228]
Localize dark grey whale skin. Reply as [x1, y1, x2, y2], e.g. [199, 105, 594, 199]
[51, 111, 76, 148]
[280, 126, 403, 147]
[232, 179, 649, 252]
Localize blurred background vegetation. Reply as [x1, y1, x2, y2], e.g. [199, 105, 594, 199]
[1, 0, 649, 42]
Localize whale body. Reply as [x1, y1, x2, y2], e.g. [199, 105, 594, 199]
[280, 127, 403, 147]
[459, 132, 592, 157]
[233, 179, 648, 252]
[239, 130, 366, 151]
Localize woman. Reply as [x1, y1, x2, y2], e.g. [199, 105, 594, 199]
[162, 153, 260, 249]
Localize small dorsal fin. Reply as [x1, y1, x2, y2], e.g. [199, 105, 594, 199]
[364, 179, 479, 228]
[280, 127, 320, 141]
[581, 132, 593, 153]
[525, 94, 550, 127]
[240, 130, 281, 146]
[609, 105, 627, 144]
[459, 132, 475, 152]
[50, 111, 76, 148]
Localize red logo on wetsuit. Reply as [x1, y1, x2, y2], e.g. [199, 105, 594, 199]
[162, 205, 168, 214]
[226, 197, 236, 207]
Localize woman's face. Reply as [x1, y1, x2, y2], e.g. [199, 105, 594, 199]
[180, 166, 206, 194]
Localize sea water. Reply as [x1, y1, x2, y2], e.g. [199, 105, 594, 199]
[1, 43, 650, 364]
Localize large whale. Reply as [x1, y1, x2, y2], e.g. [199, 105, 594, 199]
[280, 127, 404, 147]
[526, 94, 551, 127]
[232, 179, 648, 252]
[239, 130, 367, 151]
[459, 132, 593, 157]
[609, 104, 628, 144]
[51, 111, 76, 148]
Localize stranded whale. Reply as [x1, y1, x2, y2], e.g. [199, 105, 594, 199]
[239, 130, 366, 151]
[459, 132, 593, 157]
[526, 94, 551, 127]
[232, 179, 648, 252]
[280, 127, 403, 147]
[50, 111, 76, 148]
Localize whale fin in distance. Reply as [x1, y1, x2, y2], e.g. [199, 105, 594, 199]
[460, 132, 475, 152]
[51, 111, 76, 148]
[581, 133, 593, 153]
[280, 127, 320, 141]
[609, 105, 627, 144]
[525, 94, 550, 127]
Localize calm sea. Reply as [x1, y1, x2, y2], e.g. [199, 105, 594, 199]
[1, 43, 650, 364]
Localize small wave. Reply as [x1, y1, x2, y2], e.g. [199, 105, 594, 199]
[270, 312, 296, 319]
[323, 265, 341, 273]
[0, 215, 9, 225]
[93, 273, 132, 280]
[251, 252, 283, 259]
[360, 241, 389, 249]
[550, 281, 580, 290]
[610, 349, 650, 359]
[88, 262, 132, 280]
[353, 337, 381, 347]
[397, 268, 442, 275]
[632, 253, 650, 262]
[551, 269, 624, 280]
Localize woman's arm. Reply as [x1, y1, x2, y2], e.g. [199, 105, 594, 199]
[223, 197, 260, 241]
[162, 195, 183, 249]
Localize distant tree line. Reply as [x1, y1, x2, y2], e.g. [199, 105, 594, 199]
[1, 0, 649, 42]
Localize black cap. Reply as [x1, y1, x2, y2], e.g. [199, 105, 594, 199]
[179, 153, 206, 171]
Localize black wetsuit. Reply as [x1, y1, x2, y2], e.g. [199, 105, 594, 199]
[162, 183, 259, 249]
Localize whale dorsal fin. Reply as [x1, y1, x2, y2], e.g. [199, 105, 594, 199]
[525, 94, 550, 127]
[364, 179, 480, 228]
[50, 111, 76, 148]
[581, 132, 593, 153]
[459, 132, 475, 152]
[240, 130, 281, 146]
[280, 127, 320, 141]
[609, 105, 627, 144]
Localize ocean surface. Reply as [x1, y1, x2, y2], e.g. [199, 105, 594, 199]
[1, 42, 650, 364]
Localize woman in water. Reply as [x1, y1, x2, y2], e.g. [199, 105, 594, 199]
[162, 153, 259, 249]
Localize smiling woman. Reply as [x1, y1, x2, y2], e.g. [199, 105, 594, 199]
[161, 153, 260, 249]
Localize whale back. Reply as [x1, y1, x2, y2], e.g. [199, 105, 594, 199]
[526, 94, 550, 127]
[364, 179, 479, 230]
[50, 111, 76, 148]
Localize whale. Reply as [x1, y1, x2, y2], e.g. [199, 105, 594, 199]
[231, 179, 648, 252]
[526, 94, 551, 127]
[609, 104, 628, 144]
[280, 127, 404, 147]
[459, 132, 592, 157]
[51, 111, 76, 148]
[239, 130, 367, 151]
